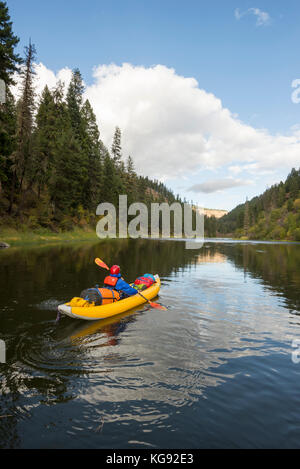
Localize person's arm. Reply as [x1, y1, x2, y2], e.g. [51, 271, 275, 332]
[117, 278, 137, 296]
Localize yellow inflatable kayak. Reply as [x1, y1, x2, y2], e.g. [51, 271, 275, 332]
[58, 274, 161, 321]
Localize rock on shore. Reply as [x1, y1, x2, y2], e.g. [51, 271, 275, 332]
[0, 242, 10, 249]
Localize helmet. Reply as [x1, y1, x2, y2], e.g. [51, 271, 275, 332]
[110, 265, 120, 275]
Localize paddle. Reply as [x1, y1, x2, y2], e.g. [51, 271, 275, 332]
[95, 258, 110, 270]
[94, 258, 167, 311]
[134, 290, 167, 311]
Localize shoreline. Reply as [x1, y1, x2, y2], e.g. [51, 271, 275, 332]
[0, 228, 299, 248]
[0, 227, 100, 247]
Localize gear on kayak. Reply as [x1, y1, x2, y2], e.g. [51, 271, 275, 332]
[134, 276, 155, 289]
[80, 287, 120, 306]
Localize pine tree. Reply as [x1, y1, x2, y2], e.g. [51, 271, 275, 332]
[278, 183, 285, 207]
[286, 168, 300, 200]
[126, 155, 135, 175]
[0, 1, 22, 85]
[50, 128, 85, 215]
[81, 99, 102, 210]
[125, 155, 137, 204]
[0, 89, 16, 194]
[101, 152, 118, 205]
[10, 41, 36, 200]
[244, 198, 249, 236]
[0, 1, 21, 203]
[66, 68, 84, 138]
[111, 126, 122, 167]
[65, 68, 90, 209]
[47, 81, 87, 215]
[31, 85, 56, 195]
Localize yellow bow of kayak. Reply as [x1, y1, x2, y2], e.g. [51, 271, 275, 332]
[58, 274, 161, 321]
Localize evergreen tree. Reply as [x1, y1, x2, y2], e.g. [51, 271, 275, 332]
[111, 126, 122, 167]
[47, 81, 87, 215]
[286, 168, 300, 199]
[101, 152, 119, 206]
[0, 89, 16, 194]
[0, 1, 22, 85]
[10, 41, 36, 197]
[66, 68, 84, 138]
[65, 69, 90, 208]
[278, 183, 285, 207]
[0, 1, 21, 201]
[126, 155, 135, 175]
[50, 128, 85, 215]
[81, 99, 102, 210]
[125, 155, 137, 204]
[31, 85, 56, 195]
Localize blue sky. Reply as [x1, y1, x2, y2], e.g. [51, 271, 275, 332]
[8, 0, 300, 210]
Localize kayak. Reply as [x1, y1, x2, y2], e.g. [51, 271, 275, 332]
[58, 274, 161, 321]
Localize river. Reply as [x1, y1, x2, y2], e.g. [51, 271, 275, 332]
[0, 238, 300, 448]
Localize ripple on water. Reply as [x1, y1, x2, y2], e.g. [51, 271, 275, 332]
[2, 239, 300, 448]
[34, 299, 63, 311]
[16, 332, 110, 377]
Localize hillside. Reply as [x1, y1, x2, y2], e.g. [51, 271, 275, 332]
[204, 208, 228, 219]
[217, 168, 300, 241]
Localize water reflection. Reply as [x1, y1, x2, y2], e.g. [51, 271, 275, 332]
[214, 242, 300, 312]
[197, 250, 227, 264]
[0, 239, 300, 448]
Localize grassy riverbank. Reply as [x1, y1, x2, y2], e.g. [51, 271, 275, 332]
[1, 228, 294, 247]
[0, 227, 100, 246]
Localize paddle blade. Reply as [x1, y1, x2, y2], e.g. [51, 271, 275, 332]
[149, 302, 167, 311]
[95, 258, 110, 270]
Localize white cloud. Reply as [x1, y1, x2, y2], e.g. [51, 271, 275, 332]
[234, 8, 242, 20]
[188, 178, 252, 194]
[229, 165, 243, 175]
[11, 62, 300, 182]
[235, 7, 271, 26]
[84, 63, 300, 179]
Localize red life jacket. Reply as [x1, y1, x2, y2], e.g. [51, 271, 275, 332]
[104, 275, 119, 287]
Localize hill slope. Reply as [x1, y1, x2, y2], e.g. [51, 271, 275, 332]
[217, 168, 300, 241]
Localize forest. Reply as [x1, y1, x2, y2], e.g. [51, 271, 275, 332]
[0, 1, 192, 237]
[217, 168, 300, 241]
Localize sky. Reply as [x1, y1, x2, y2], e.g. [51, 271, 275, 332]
[7, 0, 300, 210]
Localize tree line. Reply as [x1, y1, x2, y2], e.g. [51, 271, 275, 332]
[217, 168, 300, 241]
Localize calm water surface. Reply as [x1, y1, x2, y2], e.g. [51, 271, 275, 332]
[0, 238, 300, 449]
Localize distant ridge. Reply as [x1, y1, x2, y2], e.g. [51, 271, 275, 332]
[204, 208, 228, 219]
